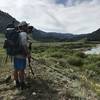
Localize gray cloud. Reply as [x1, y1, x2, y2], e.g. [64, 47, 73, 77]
[55, 0, 100, 6]
[0, 0, 100, 34]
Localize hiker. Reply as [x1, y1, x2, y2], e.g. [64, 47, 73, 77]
[13, 21, 31, 90]
[3, 22, 16, 57]
[27, 26, 33, 52]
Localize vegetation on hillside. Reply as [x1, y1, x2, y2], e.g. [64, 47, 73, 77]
[0, 38, 100, 99]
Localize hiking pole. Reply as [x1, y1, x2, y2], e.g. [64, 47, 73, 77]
[27, 41, 35, 77]
[2, 55, 12, 84]
[28, 57, 34, 77]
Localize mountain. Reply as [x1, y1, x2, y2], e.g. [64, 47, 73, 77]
[0, 10, 19, 33]
[30, 27, 100, 42]
[74, 28, 100, 42]
[86, 28, 100, 41]
[32, 28, 76, 42]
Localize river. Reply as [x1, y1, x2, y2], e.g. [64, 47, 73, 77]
[85, 44, 100, 54]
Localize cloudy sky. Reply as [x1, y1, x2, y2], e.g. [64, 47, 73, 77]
[0, 0, 100, 34]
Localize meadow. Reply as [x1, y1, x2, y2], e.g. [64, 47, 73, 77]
[0, 34, 100, 99]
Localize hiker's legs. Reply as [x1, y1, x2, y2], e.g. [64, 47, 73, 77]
[19, 69, 25, 82]
[13, 57, 21, 88]
[19, 69, 27, 90]
[14, 57, 26, 80]
[14, 70, 18, 81]
[18, 58, 26, 89]
[14, 57, 26, 89]
[13, 70, 20, 87]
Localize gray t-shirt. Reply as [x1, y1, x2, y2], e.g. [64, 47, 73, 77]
[15, 31, 28, 58]
[19, 32, 28, 46]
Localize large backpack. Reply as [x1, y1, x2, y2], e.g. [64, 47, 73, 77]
[3, 25, 22, 56]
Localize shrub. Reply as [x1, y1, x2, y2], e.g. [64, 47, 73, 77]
[95, 61, 100, 67]
[87, 55, 100, 63]
[86, 63, 100, 75]
[74, 52, 87, 58]
[50, 52, 64, 58]
[32, 46, 47, 53]
[58, 59, 67, 67]
[67, 56, 83, 66]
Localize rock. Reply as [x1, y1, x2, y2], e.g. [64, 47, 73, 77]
[32, 92, 36, 96]
[5, 75, 11, 83]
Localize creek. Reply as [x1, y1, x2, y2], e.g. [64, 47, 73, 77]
[85, 44, 100, 54]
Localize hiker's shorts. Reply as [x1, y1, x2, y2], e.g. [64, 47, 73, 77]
[14, 57, 26, 70]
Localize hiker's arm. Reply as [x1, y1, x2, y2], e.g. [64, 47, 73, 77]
[21, 40, 31, 57]
[22, 44, 30, 55]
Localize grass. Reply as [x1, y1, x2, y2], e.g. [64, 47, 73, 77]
[67, 56, 84, 66]
[30, 41, 100, 97]
[0, 35, 100, 99]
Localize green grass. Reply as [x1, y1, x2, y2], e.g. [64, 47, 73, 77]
[67, 56, 84, 66]
[31, 41, 100, 97]
[0, 36, 100, 98]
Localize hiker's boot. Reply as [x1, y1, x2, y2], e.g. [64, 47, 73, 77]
[20, 81, 30, 90]
[20, 81, 26, 90]
[15, 80, 20, 88]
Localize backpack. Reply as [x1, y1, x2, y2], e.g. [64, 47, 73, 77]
[3, 27, 23, 56]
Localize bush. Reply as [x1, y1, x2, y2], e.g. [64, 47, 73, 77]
[32, 46, 47, 53]
[58, 59, 67, 67]
[50, 52, 64, 58]
[87, 55, 100, 63]
[86, 63, 100, 75]
[74, 52, 87, 58]
[95, 61, 100, 67]
[67, 56, 83, 66]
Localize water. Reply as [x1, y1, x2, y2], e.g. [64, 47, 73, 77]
[85, 44, 100, 54]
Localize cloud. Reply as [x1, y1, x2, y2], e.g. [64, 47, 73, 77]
[55, 0, 100, 6]
[0, 0, 100, 34]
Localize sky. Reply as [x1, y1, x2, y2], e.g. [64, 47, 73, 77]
[0, 0, 100, 34]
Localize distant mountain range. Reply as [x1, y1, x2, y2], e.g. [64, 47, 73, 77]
[0, 10, 100, 42]
[31, 28, 77, 42]
[31, 26, 100, 42]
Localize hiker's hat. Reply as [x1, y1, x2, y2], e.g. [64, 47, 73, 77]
[18, 21, 29, 27]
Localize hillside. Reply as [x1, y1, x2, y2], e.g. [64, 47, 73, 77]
[0, 10, 19, 33]
[0, 41, 99, 99]
[87, 28, 100, 41]
[32, 28, 76, 42]
[75, 28, 100, 42]
[30, 28, 100, 42]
